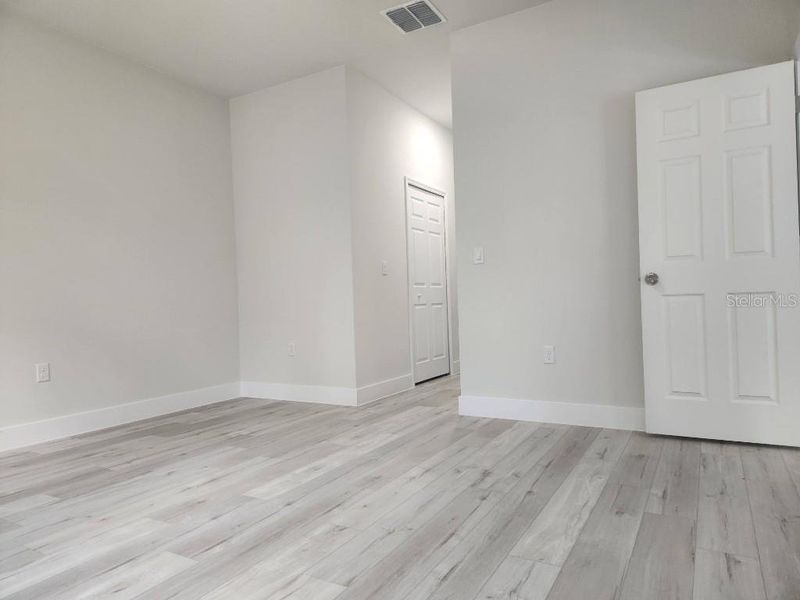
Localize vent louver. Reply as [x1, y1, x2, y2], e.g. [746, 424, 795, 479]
[406, 1, 441, 26]
[383, 1, 445, 34]
[385, 7, 423, 32]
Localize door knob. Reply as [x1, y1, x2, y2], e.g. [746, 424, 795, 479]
[644, 272, 659, 286]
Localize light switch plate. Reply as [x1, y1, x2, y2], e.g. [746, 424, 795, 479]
[472, 246, 485, 265]
[35, 362, 51, 383]
[381, 260, 389, 276]
[543, 346, 556, 364]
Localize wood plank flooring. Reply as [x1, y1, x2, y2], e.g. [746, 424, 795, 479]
[1, 376, 800, 599]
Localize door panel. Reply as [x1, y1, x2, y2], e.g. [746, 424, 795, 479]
[406, 182, 450, 383]
[728, 297, 777, 403]
[664, 294, 707, 399]
[636, 61, 800, 445]
[412, 229, 427, 284]
[413, 305, 429, 363]
[428, 232, 443, 285]
[725, 147, 772, 256]
[661, 155, 703, 259]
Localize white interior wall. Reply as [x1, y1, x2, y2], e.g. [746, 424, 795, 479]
[0, 14, 240, 441]
[453, 0, 800, 426]
[346, 68, 457, 397]
[0, 18, 456, 446]
[231, 66, 456, 404]
[1, 0, 793, 446]
[231, 67, 359, 397]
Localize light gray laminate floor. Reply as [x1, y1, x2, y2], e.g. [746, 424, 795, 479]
[1, 376, 799, 599]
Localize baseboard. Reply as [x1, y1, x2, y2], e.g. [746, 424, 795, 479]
[240, 381, 357, 406]
[459, 395, 645, 431]
[0, 382, 240, 453]
[451, 360, 461, 375]
[357, 373, 414, 406]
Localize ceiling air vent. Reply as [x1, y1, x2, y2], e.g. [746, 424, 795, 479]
[383, 1, 445, 34]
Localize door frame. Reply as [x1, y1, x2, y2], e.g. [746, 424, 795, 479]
[404, 176, 455, 383]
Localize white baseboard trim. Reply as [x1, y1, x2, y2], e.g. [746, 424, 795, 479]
[0, 382, 240, 453]
[241, 381, 357, 406]
[451, 360, 461, 375]
[357, 374, 414, 406]
[459, 395, 645, 431]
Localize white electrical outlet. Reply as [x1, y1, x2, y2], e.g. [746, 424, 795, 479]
[35, 362, 51, 383]
[543, 346, 556, 364]
[288, 343, 296, 357]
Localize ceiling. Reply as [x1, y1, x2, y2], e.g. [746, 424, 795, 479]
[0, 0, 549, 127]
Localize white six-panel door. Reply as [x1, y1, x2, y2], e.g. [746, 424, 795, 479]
[406, 181, 450, 383]
[636, 61, 800, 446]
